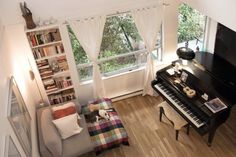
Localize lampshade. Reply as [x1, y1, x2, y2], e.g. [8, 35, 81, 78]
[176, 47, 195, 60]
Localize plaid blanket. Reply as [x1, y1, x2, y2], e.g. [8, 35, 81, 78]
[82, 98, 129, 155]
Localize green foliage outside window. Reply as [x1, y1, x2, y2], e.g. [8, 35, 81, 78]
[68, 13, 144, 80]
[178, 4, 206, 43]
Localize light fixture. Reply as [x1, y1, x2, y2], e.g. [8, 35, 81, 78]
[176, 47, 195, 60]
[176, 42, 195, 65]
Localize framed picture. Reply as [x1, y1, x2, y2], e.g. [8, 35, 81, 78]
[7, 76, 32, 157]
[4, 135, 21, 157]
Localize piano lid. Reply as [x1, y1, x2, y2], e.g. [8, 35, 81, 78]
[175, 52, 236, 106]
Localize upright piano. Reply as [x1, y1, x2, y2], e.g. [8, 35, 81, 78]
[152, 52, 236, 146]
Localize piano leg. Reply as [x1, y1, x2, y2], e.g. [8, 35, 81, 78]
[176, 130, 179, 141]
[159, 107, 164, 122]
[186, 124, 190, 135]
[207, 129, 216, 146]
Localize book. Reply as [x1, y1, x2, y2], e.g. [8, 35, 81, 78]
[204, 98, 227, 113]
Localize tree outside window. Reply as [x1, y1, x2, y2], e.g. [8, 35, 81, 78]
[67, 13, 161, 81]
[178, 3, 207, 51]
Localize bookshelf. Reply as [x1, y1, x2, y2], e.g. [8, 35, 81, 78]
[26, 26, 77, 105]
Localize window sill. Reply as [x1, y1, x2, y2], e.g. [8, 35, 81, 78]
[79, 66, 146, 86]
[79, 60, 168, 86]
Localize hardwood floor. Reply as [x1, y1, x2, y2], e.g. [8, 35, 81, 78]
[81, 95, 236, 157]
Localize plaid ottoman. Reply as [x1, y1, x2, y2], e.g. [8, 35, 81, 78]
[82, 98, 129, 155]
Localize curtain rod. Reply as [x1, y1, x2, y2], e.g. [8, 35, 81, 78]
[66, 2, 170, 22]
[108, 3, 170, 17]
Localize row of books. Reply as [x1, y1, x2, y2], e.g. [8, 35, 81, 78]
[49, 90, 76, 105]
[36, 58, 69, 77]
[33, 44, 64, 59]
[37, 59, 49, 68]
[43, 77, 73, 92]
[27, 29, 61, 47]
[43, 78, 57, 92]
[55, 77, 73, 89]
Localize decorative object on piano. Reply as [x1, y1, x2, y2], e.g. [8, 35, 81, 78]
[176, 41, 195, 60]
[174, 78, 196, 98]
[183, 86, 196, 98]
[201, 93, 209, 101]
[180, 71, 188, 82]
[204, 98, 227, 113]
[166, 68, 175, 76]
[20, 2, 36, 29]
[173, 62, 182, 74]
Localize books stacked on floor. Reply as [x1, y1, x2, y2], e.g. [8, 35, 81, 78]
[32, 44, 64, 59]
[27, 28, 61, 47]
[57, 56, 69, 71]
[55, 77, 72, 89]
[48, 89, 76, 105]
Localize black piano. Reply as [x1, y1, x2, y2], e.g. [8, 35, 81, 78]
[151, 52, 236, 146]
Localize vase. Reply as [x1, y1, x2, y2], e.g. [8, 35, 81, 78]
[23, 13, 36, 29]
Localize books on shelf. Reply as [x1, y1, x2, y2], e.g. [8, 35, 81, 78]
[27, 28, 61, 47]
[204, 98, 227, 113]
[48, 89, 76, 105]
[27, 26, 76, 106]
[32, 44, 64, 59]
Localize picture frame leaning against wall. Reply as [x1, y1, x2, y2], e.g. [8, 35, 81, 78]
[7, 76, 32, 157]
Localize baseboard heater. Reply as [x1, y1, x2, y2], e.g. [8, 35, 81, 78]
[111, 90, 143, 102]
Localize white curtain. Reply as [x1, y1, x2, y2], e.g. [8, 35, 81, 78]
[69, 16, 106, 99]
[132, 5, 164, 96]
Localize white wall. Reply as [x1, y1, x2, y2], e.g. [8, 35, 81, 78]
[0, 25, 40, 157]
[181, 0, 236, 32]
[0, 0, 162, 26]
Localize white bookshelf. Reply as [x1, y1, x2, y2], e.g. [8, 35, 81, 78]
[26, 25, 77, 105]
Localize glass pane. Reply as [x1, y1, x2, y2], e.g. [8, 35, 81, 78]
[67, 26, 89, 64]
[100, 55, 138, 75]
[99, 13, 145, 59]
[78, 65, 93, 81]
[178, 3, 207, 51]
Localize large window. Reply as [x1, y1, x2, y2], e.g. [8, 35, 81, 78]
[68, 13, 162, 81]
[178, 3, 207, 51]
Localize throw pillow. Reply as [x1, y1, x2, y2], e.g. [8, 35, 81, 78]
[52, 113, 83, 139]
[52, 102, 81, 120]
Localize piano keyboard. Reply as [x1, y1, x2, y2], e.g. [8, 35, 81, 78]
[155, 83, 205, 128]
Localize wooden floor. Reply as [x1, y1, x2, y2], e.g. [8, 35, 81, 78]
[81, 95, 236, 157]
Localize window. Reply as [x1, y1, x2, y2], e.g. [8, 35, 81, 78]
[67, 13, 162, 82]
[178, 3, 207, 51]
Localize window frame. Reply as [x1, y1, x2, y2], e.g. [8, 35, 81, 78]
[67, 12, 163, 82]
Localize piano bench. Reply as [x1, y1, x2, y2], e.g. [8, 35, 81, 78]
[158, 101, 190, 141]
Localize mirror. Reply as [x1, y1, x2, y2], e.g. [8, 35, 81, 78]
[7, 76, 32, 157]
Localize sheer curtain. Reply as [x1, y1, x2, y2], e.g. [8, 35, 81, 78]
[132, 5, 164, 96]
[69, 16, 106, 99]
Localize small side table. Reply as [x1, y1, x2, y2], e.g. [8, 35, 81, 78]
[158, 101, 190, 140]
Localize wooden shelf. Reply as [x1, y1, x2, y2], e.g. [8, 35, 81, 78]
[40, 70, 70, 79]
[25, 23, 60, 33]
[32, 41, 62, 49]
[36, 53, 65, 61]
[53, 70, 70, 77]
[46, 85, 74, 95]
